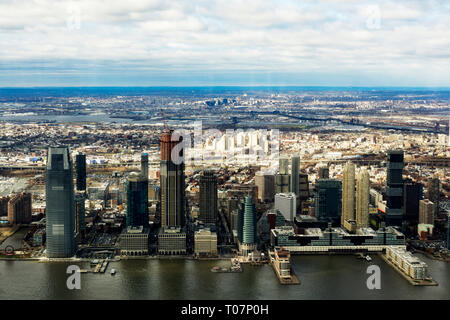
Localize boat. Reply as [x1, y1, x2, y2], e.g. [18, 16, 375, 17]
[90, 259, 99, 266]
[110, 269, 116, 275]
[366, 255, 372, 262]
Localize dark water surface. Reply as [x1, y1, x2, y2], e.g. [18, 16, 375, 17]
[0, 254, 448, 300]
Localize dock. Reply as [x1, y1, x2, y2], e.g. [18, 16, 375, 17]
[211, 258, 242, 273]
[268, 249, 300, 285]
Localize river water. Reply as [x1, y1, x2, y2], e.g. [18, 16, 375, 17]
[0, 254, 448, 300]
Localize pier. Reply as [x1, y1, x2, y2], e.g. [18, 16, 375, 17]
[379, 248, 438, 286]
[269, 249, 300, 285]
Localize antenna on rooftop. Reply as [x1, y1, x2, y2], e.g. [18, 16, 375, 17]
[160, 108, 167, 130]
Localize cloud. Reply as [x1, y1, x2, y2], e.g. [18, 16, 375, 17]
[0, 0, 449, 86]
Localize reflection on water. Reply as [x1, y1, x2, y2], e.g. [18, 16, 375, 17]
[0, 255, 448, 300]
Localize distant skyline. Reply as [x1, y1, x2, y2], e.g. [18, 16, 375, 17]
[1, 0, 450, 87]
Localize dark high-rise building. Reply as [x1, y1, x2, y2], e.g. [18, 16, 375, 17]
[386, 150, 404, 226]
[126, 173, 149, 228]
[315, 179, 342, 225]
[141, 153, 149, 180]
[74, 191, 86, 236]
[446, 214, 450, 251]
[427, 177, 440, 217]
[403, 182, 423, 224]
[290, 156, 300, 196]
[75, 153, 86, 191]
[160, 130, 185, 227]
[46, 147, 77, 258]
[199, 170, 218, 225]
[298, 173, 309, 201]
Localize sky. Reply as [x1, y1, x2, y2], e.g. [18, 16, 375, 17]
[0, 0, 449, 87]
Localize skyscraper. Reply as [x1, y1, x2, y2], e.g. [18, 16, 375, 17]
[7, 192, 32, 225]
[275, 157, 290, 193]
[290, 156, 300, 196]
[255, 171, 275, 202]
[160, 130, 185, 227]
[427, 176, 440, 217]
[74, 191, 85, 236]
[199, 170, 218, 225]
[356, 169, 370, 229]
[403, 182, 423, 225]
[75, 153, 86, 191]
[315, 179, 342, 225]
[126, 173, 149, 228]
[141, 152, 149, 180]
[446, 213, 450, 251]
[275, 193, 296, 222]
[419, 199, 434, 225]
[45, 147, 77, 258]
[239, 195, 257, 256]
[386, 150, 404, 226]
[342, 162, 355, 227]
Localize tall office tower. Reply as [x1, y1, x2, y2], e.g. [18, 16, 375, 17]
[199, 170, 218, 225]
[160, 130, 185, 227]
[315, 179, 342, 225]
[318, 166, 329, 179]
[298, 173, 309, 201]
[403, 182, 423, 224]
[356, 169, 370, 229]
[45, 147, 77, 258]
[237, 201, 244, 244]
[239, 195, 257, 256]
[386, 150, 404, 226]
[255, 171, 275, 202]
[141, 152, 149, 180]
[275, 157, 290, 194]
[341, 162, 356, 226]
[446, 214, 450, 251]
[290, 156, 300, 196]
[7, 192, 32, 225]
[274, 193, 296, 222]
[75, 153, 86, 191]
[74, 191, 85, 236]
[126, 173, 149, 228]
[279, 157, 289, 175]
[427, 176, 440, 217]
[419, 199, 434, 225]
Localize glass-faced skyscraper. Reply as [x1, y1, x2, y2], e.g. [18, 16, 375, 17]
[46, 147, 77, 258]
[75, 153, 86, 191]
[290, 156, 300, 196]
[126, 173, 149, 228]
[315, 179, 342, 226]
[386, 150, 404, 226]
[238, 195, 257, 256]
[199, 170, 218, 225]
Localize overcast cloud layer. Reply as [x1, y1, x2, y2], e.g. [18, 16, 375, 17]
[0, 0, 449, 86]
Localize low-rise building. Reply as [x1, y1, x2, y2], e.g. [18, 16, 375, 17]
[119, 226, 149, 256]
[194, 228, 217, 256]
[386, 246, 428, 280]
[274, 247, 291, 278]
[158, 227, 187, 255]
